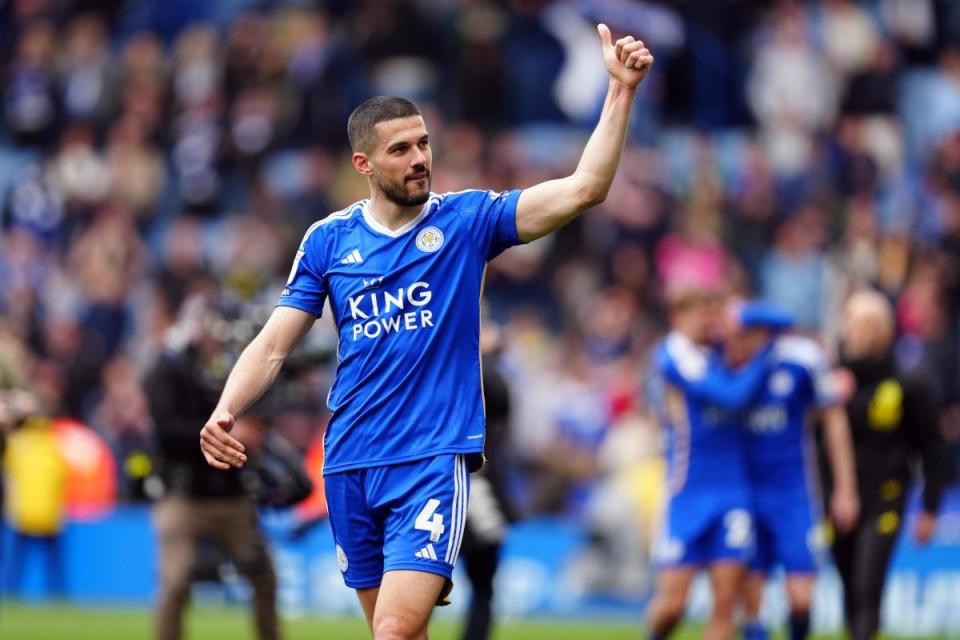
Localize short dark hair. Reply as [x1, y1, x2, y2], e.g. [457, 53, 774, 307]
[347, 96, 422, 152]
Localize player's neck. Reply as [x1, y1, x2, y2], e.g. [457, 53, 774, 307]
[366, 192, 427, 232]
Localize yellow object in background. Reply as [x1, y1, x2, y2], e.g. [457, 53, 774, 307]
[617, 457, 666, 539]
[3, 417, 68, 536]
[877, 510, 901, 536]
[879, 479, 902, 501]
[868, 379, 904, 431]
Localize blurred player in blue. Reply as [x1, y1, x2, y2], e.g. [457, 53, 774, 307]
[199, 24, 653, 640]
[646, 287, 775, 640]
[724, 300, 859, 640]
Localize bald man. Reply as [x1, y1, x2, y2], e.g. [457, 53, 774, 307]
[831, 290, 948, 640]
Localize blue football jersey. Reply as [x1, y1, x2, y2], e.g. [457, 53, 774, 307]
[743, 335, 838, 491]
[278, 189, 523, 474]
[648, 331, 770, 499]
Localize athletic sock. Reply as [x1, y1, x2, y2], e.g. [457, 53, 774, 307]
[788, 611, 811, 640]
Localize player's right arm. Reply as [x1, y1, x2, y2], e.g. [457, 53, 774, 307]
[202, 219, 329, 471]
[513, 24, 653, 242]
[200, 306, 316, 470]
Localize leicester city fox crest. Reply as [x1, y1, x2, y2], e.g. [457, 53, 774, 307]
[416, 226, 444, 252]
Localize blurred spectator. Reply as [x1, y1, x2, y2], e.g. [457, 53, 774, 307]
[5, 21, 59, 147]
[89, 353, 151, 499]
[747, 4, 837, 175]
[819, 0, 882, 77]
[2, 412, 68, 598]
[450, 2, 507, 126]
[759, 206, 829, 331]
[62, 205, 145, 415]
[902, 47, 960, 161]
[842, 42, 899, 116]
[46, 123, 110, 217]
[105, 115, 165, 220]
[655, 202, 730, 295]
[894, 264, 960, 446]
[57, 14, 115, 127]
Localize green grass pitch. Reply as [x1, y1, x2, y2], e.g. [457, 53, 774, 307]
[0, 604, 950, 639]
[2, 605, 642, 639]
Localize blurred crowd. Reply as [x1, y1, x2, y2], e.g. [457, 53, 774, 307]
[2, 0, 960, 545]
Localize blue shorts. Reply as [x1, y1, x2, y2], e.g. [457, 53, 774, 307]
[654, 494, 754, 568]
[750, 489, 823, 575]
[324, 454, 470, 589]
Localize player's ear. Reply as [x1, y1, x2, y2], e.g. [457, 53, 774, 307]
[352, 151, 374, 177]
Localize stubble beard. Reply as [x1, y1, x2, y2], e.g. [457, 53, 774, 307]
[377, 173, 432, 207]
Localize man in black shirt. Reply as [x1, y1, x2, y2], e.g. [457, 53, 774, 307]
[144, 295, 278, 640]
[831, 290, 947, 640]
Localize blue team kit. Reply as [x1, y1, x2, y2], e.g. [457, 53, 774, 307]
[277, 189, 523, 584]
[649, 323, 834, 574]
[324, 454, 470, 587]
[649, 332, 761, 567]
[744, 336, 838, 574]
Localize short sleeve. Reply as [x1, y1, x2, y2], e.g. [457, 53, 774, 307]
[777, 336, 837, 408]
[793, 342, 838, 408]
[277, 223, 328, 316]
[811, 360, 839, 408]
[450, 189, 524, 260]
[660, 333, 708, 386]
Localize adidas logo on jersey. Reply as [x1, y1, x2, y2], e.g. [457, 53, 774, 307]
[341, 248, 364, 265]
[415, 544, 438, 560]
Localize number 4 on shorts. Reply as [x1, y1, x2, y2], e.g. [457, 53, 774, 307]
[415, 498, 445, 543]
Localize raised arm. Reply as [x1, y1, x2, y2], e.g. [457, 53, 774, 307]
[200, 305, 316, 470]
[515, 24, 654, 242]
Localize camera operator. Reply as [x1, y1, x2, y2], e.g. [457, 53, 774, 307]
[144, 293, 278, 640]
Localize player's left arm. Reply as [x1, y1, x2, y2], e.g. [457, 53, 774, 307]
[663, 343, 774, 411]
[905, 376, 948, 544]
[821, 405, 860, 534]
[514, 24, 653, 243]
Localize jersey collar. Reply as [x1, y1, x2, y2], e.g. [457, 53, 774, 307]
[360, 194, 438, 238]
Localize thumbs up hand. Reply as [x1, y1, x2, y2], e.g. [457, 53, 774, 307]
[597, 23, 654, 91]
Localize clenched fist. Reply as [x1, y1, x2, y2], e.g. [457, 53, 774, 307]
[830, 486, 860, 534]
[200, 410, 247, 470]
[598, 23, 654, 90]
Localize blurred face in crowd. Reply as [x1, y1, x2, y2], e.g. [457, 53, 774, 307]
[670, 291, 723, 346]
[353, 115, 432, 207]
[841, 290, 894, 361]
[0, 389, 41, 430]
